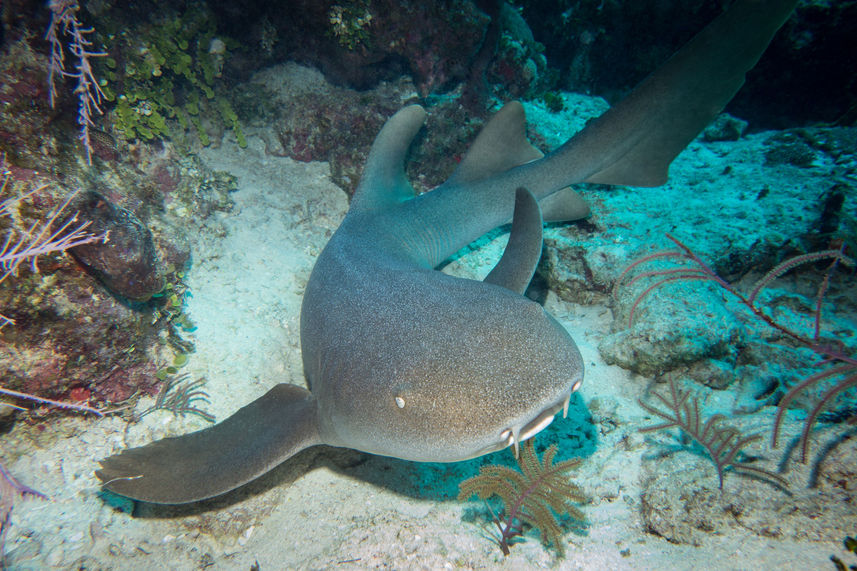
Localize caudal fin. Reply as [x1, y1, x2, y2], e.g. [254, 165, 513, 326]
[564, 0, 799, 188]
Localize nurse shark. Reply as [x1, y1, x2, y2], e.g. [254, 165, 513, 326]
[97, 0, 798, 503]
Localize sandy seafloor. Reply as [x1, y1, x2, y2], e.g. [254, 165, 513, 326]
[3, 71, 856, 569]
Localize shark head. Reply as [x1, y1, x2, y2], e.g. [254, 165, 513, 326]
[433, 300, 585, 461]
[310, 271, 584, 463]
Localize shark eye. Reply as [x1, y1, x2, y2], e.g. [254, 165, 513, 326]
[394, 396, 406, 409]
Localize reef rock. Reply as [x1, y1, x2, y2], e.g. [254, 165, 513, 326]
[65, 191, 165, 302]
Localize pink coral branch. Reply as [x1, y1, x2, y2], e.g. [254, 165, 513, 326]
[0, 185, 106, 327]
[0, 190, 102, 274]
[0, 464, 47, 501]
[628, 273, 716, 325]
[747, 247, 852, 306]
[45, 0, 107, 165]
[619, 233, 853, 347]
[0, 386, 103, 417]
[619, 233, 857, 463]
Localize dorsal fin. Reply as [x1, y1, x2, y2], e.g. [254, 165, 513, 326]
[350, 105, 426, 212]
[447, 102, 543, 186]
[484, 187, 543, 294]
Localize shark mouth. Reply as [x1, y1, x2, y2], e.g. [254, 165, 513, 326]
[495, 378, 581, 458]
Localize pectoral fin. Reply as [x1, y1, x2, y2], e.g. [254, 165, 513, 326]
[538, 187, 590, 223]
[96, 383, 320, 504]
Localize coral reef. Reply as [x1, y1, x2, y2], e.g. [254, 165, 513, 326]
[263, 75, 413, 193]
[0, 1, 241, 412]
[0, 154, 233, 406]
[209, 0, 547, 107]
[0, 145, 240, 412]
[245, 63, 503, 197]
[639, 436, 856, 547]
[0, 163, 156, 404]
[90, 3, 246, 150]
[0, 37, 58, 167]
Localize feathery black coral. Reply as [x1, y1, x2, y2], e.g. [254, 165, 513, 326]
[639, 378, 788, 489]
[140, 373, 215, 422]
[457, 440, 585, 556]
